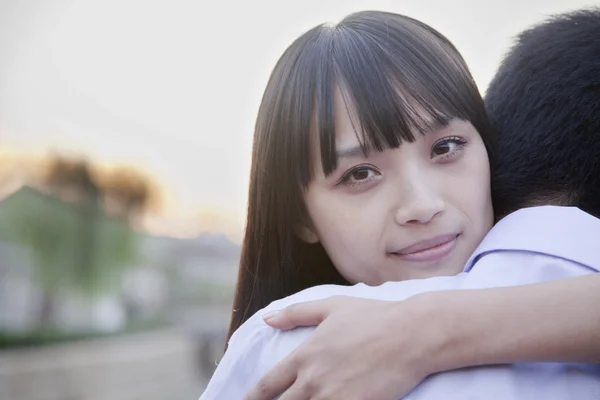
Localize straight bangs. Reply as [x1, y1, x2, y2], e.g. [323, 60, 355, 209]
[308, 11, 491, 178]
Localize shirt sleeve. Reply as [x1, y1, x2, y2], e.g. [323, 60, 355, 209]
[198, 320, 272, 400]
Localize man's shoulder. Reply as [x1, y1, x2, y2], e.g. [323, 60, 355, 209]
[465, 206, 600, 273]
[266, 275, 467, 312]
[232, 275, 466, 343]
[228, 275, 467, 369]
[227, 285, 349, 346]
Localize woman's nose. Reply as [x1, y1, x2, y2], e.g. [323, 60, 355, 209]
[394, 175, 445, 225]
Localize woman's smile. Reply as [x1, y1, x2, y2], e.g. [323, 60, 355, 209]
[389, 233, 460, 263]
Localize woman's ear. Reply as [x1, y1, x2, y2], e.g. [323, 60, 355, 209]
[295, 224, 319, 244]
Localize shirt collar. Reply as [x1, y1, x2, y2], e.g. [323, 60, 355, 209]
[464, 206, 600, 272]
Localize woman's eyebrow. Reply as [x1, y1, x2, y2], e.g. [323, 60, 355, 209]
[335, 145, 367, 159]
[424, 117, 453, 135]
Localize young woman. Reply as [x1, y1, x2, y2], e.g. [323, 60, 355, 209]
[230, 10, 495, 337]
[203, 10, 600, 400]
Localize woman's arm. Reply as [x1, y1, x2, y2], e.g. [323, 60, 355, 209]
[428, 274, 600, 372]
[248, 274, 600, 400]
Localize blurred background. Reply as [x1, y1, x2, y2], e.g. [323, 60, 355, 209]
[0, 0, 598, 399]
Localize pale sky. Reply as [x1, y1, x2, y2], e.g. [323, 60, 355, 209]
[0, 0, 598, 237]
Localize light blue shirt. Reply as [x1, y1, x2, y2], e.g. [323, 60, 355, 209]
[199, 206, 600, 399]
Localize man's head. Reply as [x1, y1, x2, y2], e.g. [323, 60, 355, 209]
[486, 8, 600, 219]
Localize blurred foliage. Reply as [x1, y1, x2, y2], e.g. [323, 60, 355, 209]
[0, 156, 161, 330]
[0, 186, 138, 297]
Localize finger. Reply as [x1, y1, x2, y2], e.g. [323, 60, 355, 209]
[278, 381, 312, 400]
[263, 299, 333, 329]
[244, 362, 298, 400]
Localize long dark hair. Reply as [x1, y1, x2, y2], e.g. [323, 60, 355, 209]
[228, 10, 494, 341]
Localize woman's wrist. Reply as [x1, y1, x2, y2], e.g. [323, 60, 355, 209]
[406, 288, 513, 374]
[406, 290, 477, 374]
[388, 292, 470, 378]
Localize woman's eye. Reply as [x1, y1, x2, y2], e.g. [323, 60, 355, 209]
[430, 137, 467, 159]
[339, 166, 379, 186]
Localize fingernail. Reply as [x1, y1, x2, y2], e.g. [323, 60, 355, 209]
[263, 310, 279, 321]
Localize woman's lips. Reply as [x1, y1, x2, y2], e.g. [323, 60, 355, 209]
[392, 234, 459, 262]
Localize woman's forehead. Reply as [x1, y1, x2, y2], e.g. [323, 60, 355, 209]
[330, 85, 451, 147]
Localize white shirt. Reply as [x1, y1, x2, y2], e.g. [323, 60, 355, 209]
[199, 206, 600, 399]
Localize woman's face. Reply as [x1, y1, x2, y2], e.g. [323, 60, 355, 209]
[301, 92, 494, 285]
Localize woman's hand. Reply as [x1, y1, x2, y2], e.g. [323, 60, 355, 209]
[245, 275, 600, 399]
[244, 295, 443, 400]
